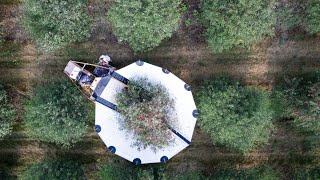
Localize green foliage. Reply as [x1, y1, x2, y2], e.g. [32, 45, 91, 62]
[0, 86, 15, 139]
[169, 166, 280, 180]
[275, 3, 303, 30]
[136, 168, 155, 180]
[306, 0, 320, 34]
[116, 77, 177, 151]
[295, 81, 320, 134]
[24, 80, 88, 148]
[184, 19, 192, 28]
[181, 3, 187, 13]
[196, 79, 274, 152]
[210, 166, 280, 180]
[291, 167, 320, 180]
[98, 164, 130, 180]
[107, 0, 180, 52]
[171, 171, 205, 180]
[273, 72, 320, 139]
[201, 0, 276, 53]
[98, 163, 165, 180]
[21, 158, 85, 180]
[22, 0, 91, 52]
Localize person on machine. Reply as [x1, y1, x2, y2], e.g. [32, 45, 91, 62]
[79, 72, 94, 88]
[93, 55, 115, 77]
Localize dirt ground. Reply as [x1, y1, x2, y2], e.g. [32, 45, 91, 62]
[0, 0, 320, 179]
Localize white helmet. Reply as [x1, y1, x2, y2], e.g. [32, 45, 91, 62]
[99, 55, 112, 63]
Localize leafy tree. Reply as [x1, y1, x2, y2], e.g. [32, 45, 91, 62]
[291, 167, 320, 180]
[20, 158, 85, 180]
[98, 163, 164, 180]
[0, 85, 15, 139]
[107, 0, 180, 52]
[171, 171, 205, 180]
[305, 0, 320, 34]
[272, 72, 320, 148]
[24, 80, 88, 148]
[22, 0, 91, 52]
[201, 0, 276, 53]
[210, 166, 280, 180]
[168, 166, 280, 180]
[275, 2, 304, 31]
[98, 164, 129, 180]
[196, 78, 274, 152]
[116, 77, 177, 151]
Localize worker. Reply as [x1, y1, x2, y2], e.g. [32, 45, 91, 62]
[79, 73, 94, 88]
[99, 55, 112, 67]
[94, 55, 115, 77]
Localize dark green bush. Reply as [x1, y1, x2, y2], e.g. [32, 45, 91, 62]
[272, 73, 320, 142]
[169, 166, 280, 180]
[116, 77, 177, 151]
[107, 0, 180, 52]
[22, 0, 91, 52]
[196, 79, 274, 152]
[275, 2, 304, 30]
[21, 158, 85, 180]
[98, 163, 164, 180]
[24, 80, 88, 148]
[0, 86, 15, 139]
[171, 171, 205, 180]
[201, 0, 276, 53]
[210, 166, 280, 180]
[291, 167, 320, 180]
[306, 0, 320, 34]
[98, 164, 130, 180]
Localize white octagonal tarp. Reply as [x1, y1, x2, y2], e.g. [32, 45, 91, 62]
[95, 61, 198, 164]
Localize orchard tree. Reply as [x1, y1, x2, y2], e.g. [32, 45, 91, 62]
[98, 163, 164, 180]
[107, 0, 181, 52]
[24, 80, 89, 148]
[209, 166, 280, 179]
[291, 167, 320, 179]
[196, 78, 274, 152]
[116, 77, 177, 151]
[22, 0, 91, 52]
[201, 0, 276, 53]
[305, 0, 320, 34]
[98, 164, 129, 180]
[272, 72, 320, 148]
[0, 85, 15, 139]
[21, 158, 84, 180]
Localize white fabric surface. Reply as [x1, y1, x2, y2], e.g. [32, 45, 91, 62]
[95, 61, 197, 164]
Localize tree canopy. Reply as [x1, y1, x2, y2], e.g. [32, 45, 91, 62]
[209, 166, 280, 180]
[305, 0, 320, 34]
[22, 0, 91, 52]
[0, 85, 15, 139]
[107, 0, 181, 52]
[196, 78, 274, 152]
[21, 158, 85, 180]
[24, 80, 89, 148]
[116, 77, 177, 151]
[272, 72, 320, 149]
[201, 0, 276, 53]
[98, 163, 165, 180]
[291, 167, 320, 180]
